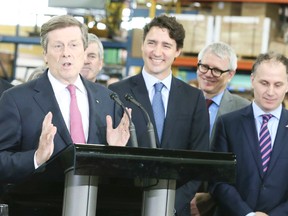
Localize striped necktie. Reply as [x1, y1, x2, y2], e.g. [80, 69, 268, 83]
[259, 114, 273, 172]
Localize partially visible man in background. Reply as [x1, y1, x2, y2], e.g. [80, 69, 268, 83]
[80, 33, 104, 82]
[197, 41, 250, 141]
[191, 41, 250, 216]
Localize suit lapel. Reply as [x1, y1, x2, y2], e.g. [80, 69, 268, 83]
[83, 79, 104, 144]
[33, 72, 72, 145]
[241, 105, 264, 177]
[130, 74, 159, 146]
[161, 77, 180, 147]
[211, 90, 233, 140]
[130, 74, 154, 116]
[265, 109, 288, 177]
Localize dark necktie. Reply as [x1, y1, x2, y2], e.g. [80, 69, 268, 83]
[152, 82, 165, 142]
[67, 84, 86, 144]
[259, 114, 273, 172]
[206, 99, 213, 109]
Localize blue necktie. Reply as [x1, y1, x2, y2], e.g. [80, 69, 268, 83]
[152, 82, 165, 142]
[259, 114, 273, 173]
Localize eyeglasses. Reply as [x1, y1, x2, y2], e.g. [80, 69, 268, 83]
[197, 63, 230, 78]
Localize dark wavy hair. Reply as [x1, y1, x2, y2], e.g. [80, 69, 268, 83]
[143, 14, 185, 50]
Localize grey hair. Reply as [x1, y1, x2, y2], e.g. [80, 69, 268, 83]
[198, 41, 238, 71]
[40, 15, 88, 53]
[87, 33, 104, 60]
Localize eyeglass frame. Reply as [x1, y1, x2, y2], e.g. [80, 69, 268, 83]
[197, 62, 231, 78]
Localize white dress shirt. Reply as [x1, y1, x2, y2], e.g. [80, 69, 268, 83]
[142, 69, 172, 116]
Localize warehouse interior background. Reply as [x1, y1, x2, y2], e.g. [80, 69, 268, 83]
[0, 0, 288, 102]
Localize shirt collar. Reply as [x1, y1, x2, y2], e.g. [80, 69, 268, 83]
[208, 91, 225, 107]
[142, 68, 172, 91]
[252, 101, 282, 120]
[48, 70, 86, 94]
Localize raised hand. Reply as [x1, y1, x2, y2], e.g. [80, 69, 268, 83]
[106, 108, 131, 146]
[35, 112, 57, 166]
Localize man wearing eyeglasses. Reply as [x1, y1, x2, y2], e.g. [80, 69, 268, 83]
[191, 42, 250, 216]
[197, 42, 250, 140]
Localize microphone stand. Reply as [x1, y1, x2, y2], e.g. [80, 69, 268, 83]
[110, 93, 138, 147]
[125, 93, 157, 149]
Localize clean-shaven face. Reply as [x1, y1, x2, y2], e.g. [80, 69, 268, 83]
[81, 42, 103, 82]
[141, 26, 181, 80]
[251, 60, 288, 112]
[44, 26, 85, 85]
[197, 52, 234, 98]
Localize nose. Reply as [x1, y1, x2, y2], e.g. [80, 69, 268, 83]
[62, 46, 71, 57]
[153, 44, 162, 56]
[266, 85, 274, 95]
[83, 54, 89, 63]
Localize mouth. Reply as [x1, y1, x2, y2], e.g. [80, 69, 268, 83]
[202, 77, 215, 85]
[62, 62, 72, 68]
[81, 66, 90, 71]
[150, 57, 163, 64]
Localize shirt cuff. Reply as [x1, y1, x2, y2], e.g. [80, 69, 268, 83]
[34, 151, 40, 169]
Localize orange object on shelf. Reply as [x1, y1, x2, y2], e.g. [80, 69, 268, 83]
[173, 56, 254, 71]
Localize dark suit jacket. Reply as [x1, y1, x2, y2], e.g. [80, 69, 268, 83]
[109, 73, 210, 215]
[210, 105, 288, 216]
[0, 78, 13, 96]
[0, 71, 121, 183]
[210, 90, 250, 143]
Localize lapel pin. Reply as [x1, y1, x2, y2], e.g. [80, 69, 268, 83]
[286, 125, 288, 128]
[96, 99, 99, 103]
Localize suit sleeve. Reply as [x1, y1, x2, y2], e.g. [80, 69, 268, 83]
[268, 198, 288, 215]
[190, 90, 210, 151]
[210, 116, 253, 216]
[0, 91, 35, 183]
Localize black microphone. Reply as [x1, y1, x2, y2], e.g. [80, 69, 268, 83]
[125, 93, 157, 149]
[110, 92, 138, 148]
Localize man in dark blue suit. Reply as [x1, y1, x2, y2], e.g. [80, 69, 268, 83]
[210, 52, 288, 216]
[0, 15, 130, 215]
[109, 15, 209, 216]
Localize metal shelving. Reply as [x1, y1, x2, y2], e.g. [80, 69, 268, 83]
[0, 35, 133, 79]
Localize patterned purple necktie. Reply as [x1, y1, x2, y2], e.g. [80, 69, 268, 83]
[67, 84, 85, 144]
[259, 114, 273, 172]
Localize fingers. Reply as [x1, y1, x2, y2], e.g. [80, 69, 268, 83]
[122, 108, 132, 127]
[36, 112, 57, 166]
[106, 115, 113, 131]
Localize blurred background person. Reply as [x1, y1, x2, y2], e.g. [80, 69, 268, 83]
[191, 41, 250, 216]
[80, 33, 104, 83]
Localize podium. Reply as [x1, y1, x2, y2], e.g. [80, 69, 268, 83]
[4, 144, 236, 216]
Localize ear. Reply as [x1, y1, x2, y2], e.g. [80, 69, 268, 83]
[99, 59, 104, 70]
[225, 70, 235, 83]
[175, 48, 182, 58]
[250, 73, 255, 89]
[43, 51, 48, 64]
